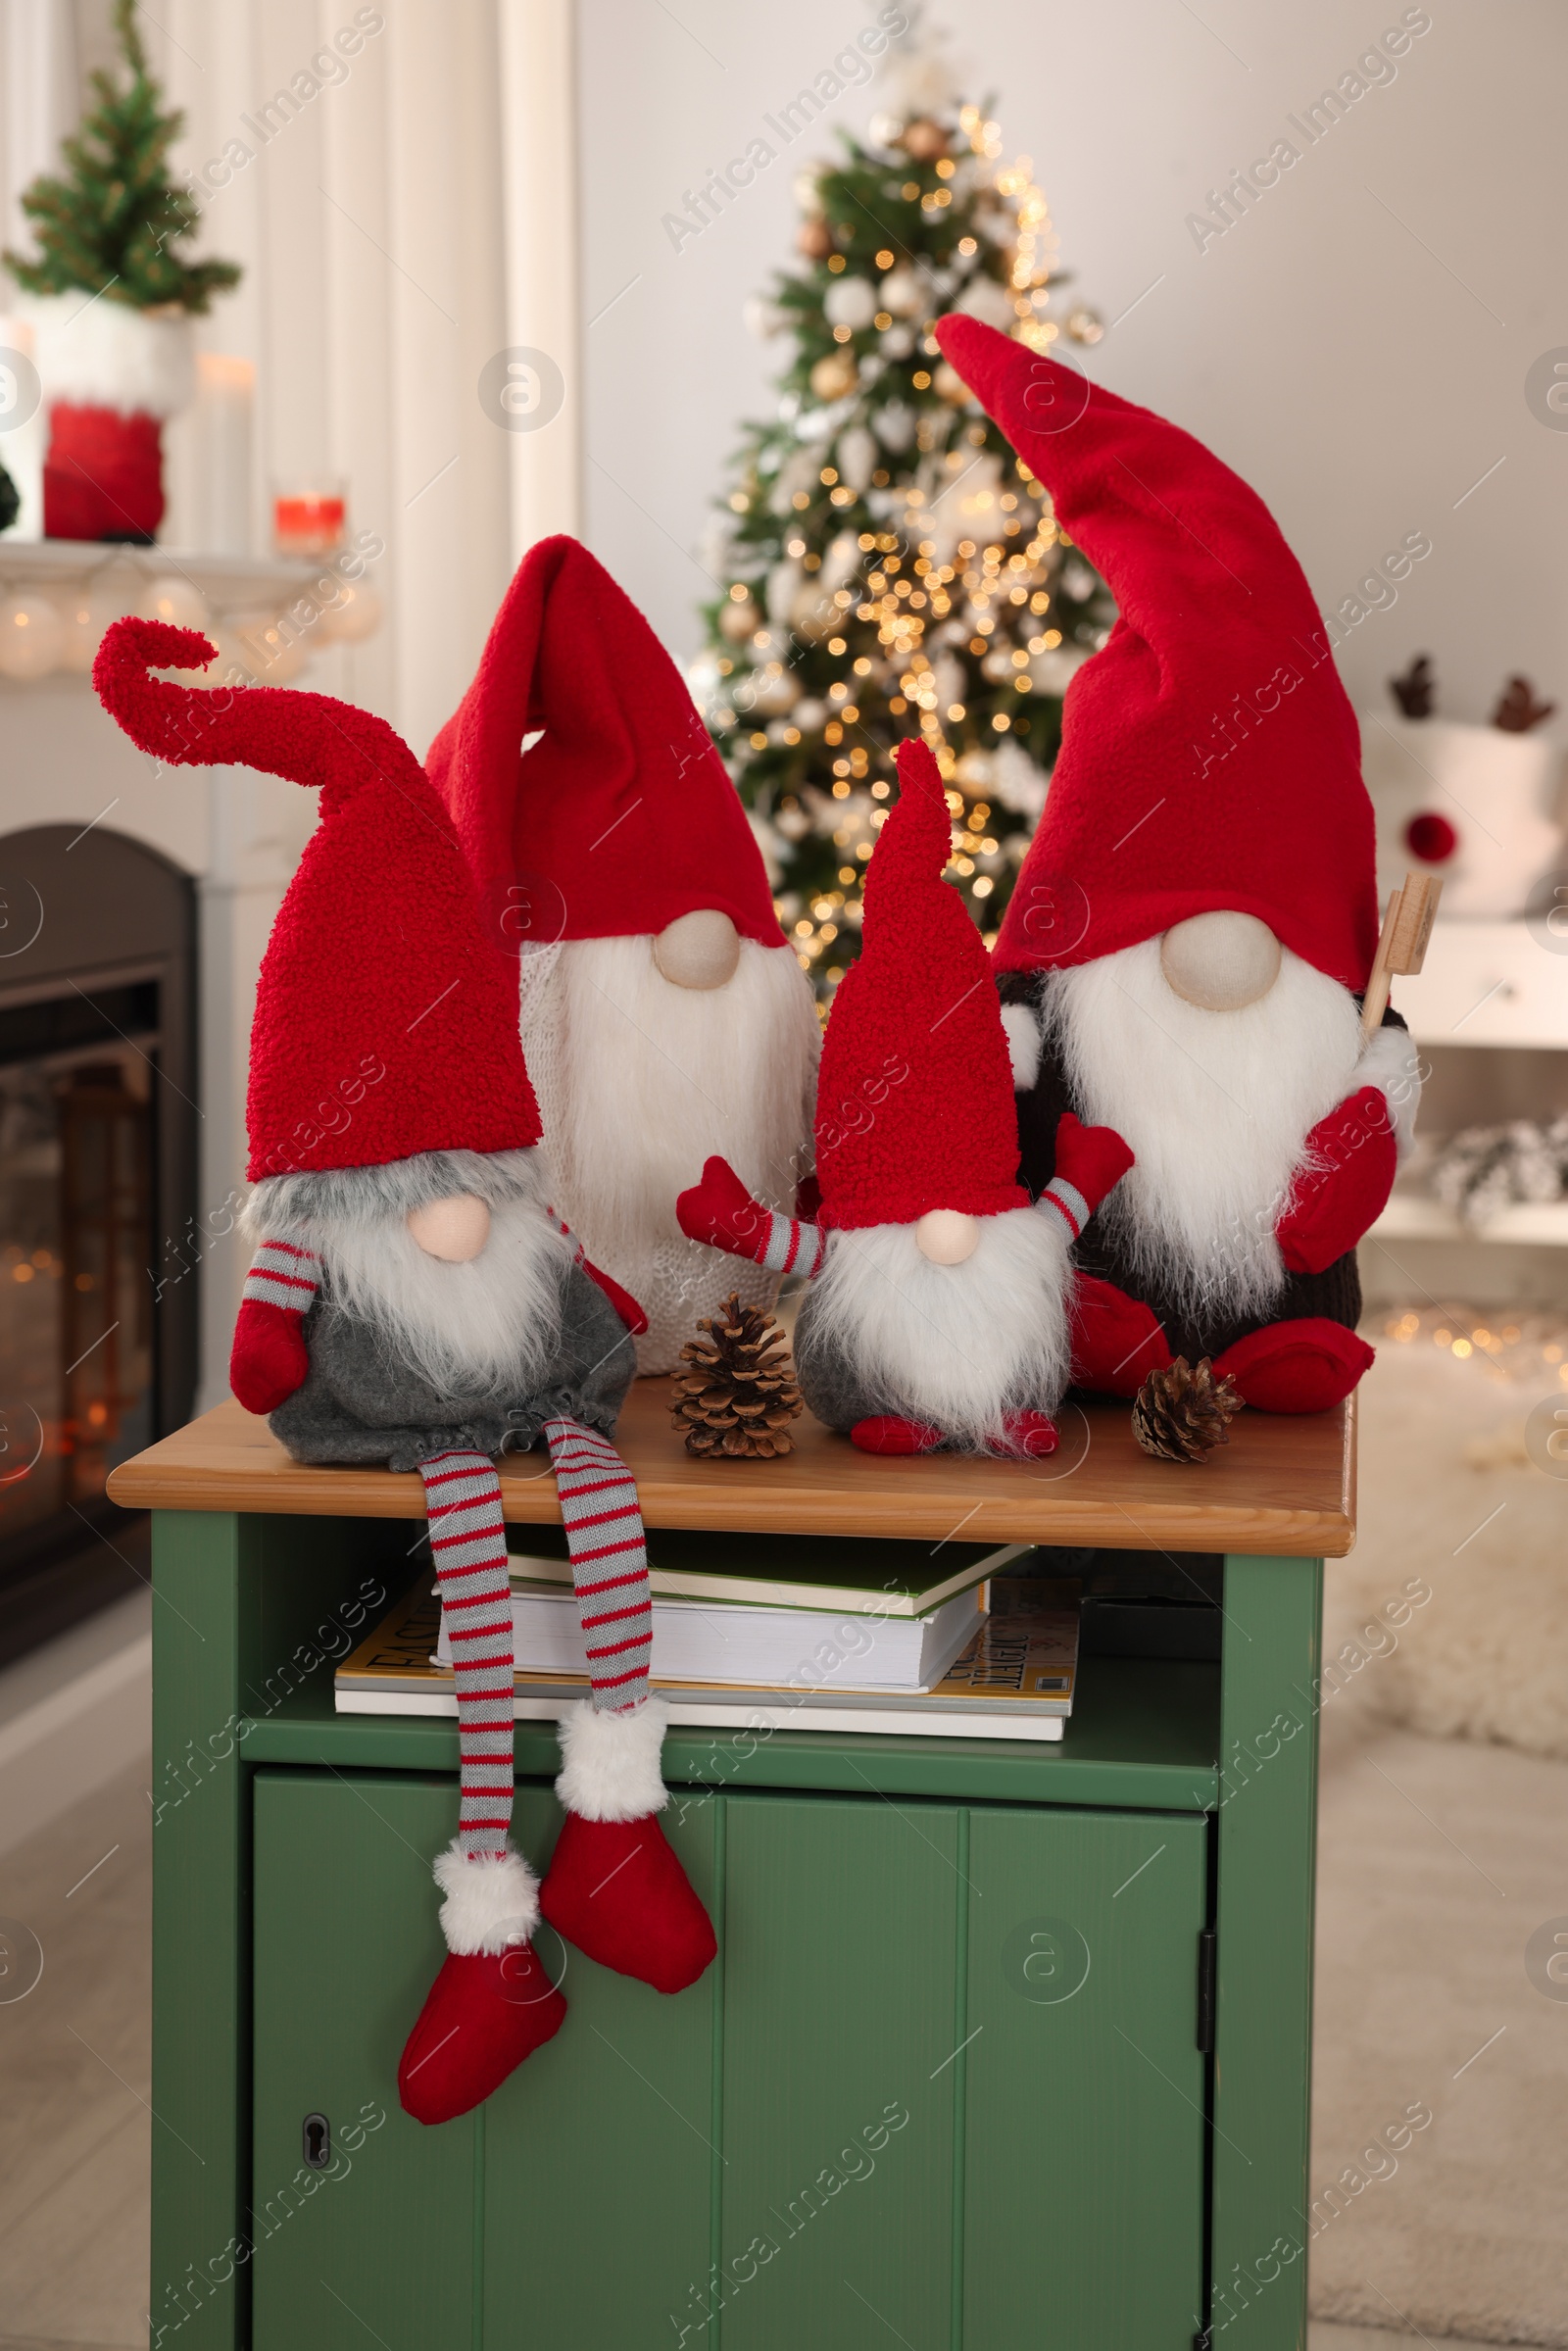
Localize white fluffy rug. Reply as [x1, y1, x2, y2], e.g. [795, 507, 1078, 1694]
[1306, 1315, 1568, 2344]
[1326, 1310, 1568, 1758]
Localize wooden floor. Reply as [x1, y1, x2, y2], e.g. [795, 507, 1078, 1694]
[0, 1758, 151, 2349]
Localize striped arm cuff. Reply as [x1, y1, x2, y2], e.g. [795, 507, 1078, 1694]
[242, 1238, 320, 1314]
[759, 1211, 828, 1280]
[1036, 1178, 1090, 1243]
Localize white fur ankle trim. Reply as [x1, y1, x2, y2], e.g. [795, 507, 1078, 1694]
[555, 1694, 669, 1823]
[1357, 1022, 1423, 1161]
[1001, 1001, 1043, 1093]
[432, 1841, 540, 1955]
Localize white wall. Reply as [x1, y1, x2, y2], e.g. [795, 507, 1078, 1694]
[577, 0, 1568, 747]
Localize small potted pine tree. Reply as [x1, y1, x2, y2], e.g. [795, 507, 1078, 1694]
[4, 0, 240, 542]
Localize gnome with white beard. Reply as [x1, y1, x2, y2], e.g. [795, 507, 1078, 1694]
[94, 619, 715, 2129]
[934, 318, 1421, 1413]
[428, 538, 820, 1374]
[676, 740, 1133, 1456]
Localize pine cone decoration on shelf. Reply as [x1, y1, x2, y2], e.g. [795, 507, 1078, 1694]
[1132, 1356, 1243, 1464]
[671, 1294, 804, 1460]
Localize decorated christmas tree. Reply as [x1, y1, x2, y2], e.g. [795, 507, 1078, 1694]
[4, 0, 239, 313]
[691, 45, 1112, 999]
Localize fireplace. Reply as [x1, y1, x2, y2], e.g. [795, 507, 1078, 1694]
[0, 823, 196, 1660]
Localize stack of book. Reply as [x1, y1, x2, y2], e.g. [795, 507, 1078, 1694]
[335, 1529, 1082, 1743]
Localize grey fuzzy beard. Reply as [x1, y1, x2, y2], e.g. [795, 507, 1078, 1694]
[242, 1148, 576, 1399]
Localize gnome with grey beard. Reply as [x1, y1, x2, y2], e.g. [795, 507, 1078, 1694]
[94, 618, 715, 2129]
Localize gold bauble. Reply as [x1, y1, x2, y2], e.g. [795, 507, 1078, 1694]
[809, 350, 858, 403]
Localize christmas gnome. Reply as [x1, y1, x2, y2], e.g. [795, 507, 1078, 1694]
[427, 536, 820, 1375]
[93, 618, 715, 2125]
[675, 738, 1133, 1456]
[934, 317, 1423, 1413]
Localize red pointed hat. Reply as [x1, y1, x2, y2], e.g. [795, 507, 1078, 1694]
[94, 619, 541, 1181]
[427, 535, 784, 950]
[934, 317, 1380, 991]
[814, 739, 1026, 1231]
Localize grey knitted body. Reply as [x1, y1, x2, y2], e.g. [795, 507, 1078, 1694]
[792, 1291, 910, 1437]
[270, 1257, 635, 1473]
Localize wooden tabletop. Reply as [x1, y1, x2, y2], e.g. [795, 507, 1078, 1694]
[108, 1380, 1355, 1556]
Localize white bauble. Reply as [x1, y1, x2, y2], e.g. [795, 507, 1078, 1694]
[879, 265, 927, 319]
[317, 579, 383, 644]
[989, 738, 1051, 819]
[952, 274, 1017, 331]
[765, 560, 803, 625]
[718, 596, 760, 644]
[746, 665, 800, 717]
[821, 530, 863, 592]
[789, 586, 837, 642]
[879, 322, 915, 362]
[793, 698, 827, 732]
[743, 294, 787, 338]
[824, 275, 877, 333]
[876, 400, 916, 453]
[0, 594, 64, 680]
[932, 653, 964, 710]
[837, 423, 877, 494]
[57, 584, 132, 674]
[139, 574, 211, 631]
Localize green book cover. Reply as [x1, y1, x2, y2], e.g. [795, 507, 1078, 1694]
[501, 1526, 1033, 1619]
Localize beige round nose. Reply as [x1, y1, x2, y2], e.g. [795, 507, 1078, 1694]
[653, 907, 742, 989]
[915, 1209, 980, 1264]
[407, 1193, 491, 1261]
[1159, 910, 1282, 1010]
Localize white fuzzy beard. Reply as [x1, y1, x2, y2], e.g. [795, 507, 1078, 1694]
[800, 1206, 1072, 1450]
[1043, 938, 1364, 1325]
[516, 933, 819, 1373]
[245, 1149, 576, 1399]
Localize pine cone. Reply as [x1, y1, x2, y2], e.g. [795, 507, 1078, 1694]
[1132, 1356, 1243, 1464]
[671, 1294, 805, 1460]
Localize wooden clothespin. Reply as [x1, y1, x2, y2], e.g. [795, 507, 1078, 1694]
[1361, 870, 1442, 1035]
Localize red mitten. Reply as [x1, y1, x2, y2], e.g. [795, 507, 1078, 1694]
[1275, 1087, 1397, 1275]
[579, 1257, 648, 1337]
[675, 1155, 769, 1261]
[229, 1297, 311, 1414]
[1052, 1112, 1135, 1214]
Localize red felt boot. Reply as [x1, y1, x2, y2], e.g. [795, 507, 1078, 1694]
[1069, 1273, 1171, 1397]
[398, 1847, 565, 2126]
[1212, 1318, 1374, 1415]
[851, 1414, 945, 1454]
[992, 1410, 1059, 1458]
[540, 1699, 715, 1993]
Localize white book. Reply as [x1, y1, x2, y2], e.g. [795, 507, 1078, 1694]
[333, 1689, 1065, 1742]
[435, 1579, 987, 1695]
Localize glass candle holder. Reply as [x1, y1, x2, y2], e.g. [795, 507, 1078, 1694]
[272, 477, 346, 557]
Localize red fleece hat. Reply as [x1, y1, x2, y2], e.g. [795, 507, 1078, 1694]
[93, 619, 541, 1181]
[934, 317, 1380, 992]
[427, 535, 784, 950]
[815, 739, 1027, 1231]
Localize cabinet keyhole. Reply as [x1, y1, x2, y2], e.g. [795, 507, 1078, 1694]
[303, 2112, 330, 2170]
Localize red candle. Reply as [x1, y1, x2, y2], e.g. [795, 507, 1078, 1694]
[273, 484, 345, 556]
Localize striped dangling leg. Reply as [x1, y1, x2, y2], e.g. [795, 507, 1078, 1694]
[419, 1449, 516, 1853]
[541, 1416, 652, 1713]
[398, 1450, 564, 2128]
[537, 1418, 716, 1994]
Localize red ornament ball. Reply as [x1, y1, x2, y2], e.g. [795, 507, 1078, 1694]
[1404, 810, 1457, 864]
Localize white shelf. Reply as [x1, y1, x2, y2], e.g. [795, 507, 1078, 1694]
[0, 538, 318, 609]
[1373, 1196, 1568, 1247]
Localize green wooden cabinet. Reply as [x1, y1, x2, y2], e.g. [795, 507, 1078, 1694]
[140, 1502, 1326, 2351]
[249, 1775, 1208, 2350]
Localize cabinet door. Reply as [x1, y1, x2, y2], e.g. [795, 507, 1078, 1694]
[963, 1807, 1209, 2348]
[251, 1770, 718, 2351]
[251, 1771, 477, 2350]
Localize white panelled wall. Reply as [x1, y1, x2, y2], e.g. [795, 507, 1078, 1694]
[0, 0, 577, 1405]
